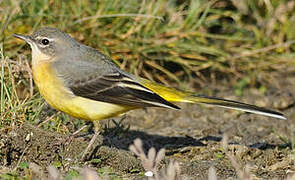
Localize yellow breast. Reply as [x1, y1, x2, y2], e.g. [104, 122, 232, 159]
[32, 62, 134, 121]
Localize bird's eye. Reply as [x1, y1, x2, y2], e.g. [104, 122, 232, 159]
[41, 38, 49, 45]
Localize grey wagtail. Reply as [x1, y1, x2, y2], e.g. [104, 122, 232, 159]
[14, 27, 286, 159]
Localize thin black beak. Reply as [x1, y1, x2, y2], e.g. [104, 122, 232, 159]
[13, 34, 33, 43]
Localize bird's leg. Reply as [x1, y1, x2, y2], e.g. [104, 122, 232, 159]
[81, 121, 102, 161]
[64, 122, 91, 146]
[71, 124, 89, 137]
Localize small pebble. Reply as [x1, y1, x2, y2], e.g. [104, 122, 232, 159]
[145, 171, 153, 177]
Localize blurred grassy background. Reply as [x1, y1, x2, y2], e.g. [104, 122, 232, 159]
[0, 0, 295, 177]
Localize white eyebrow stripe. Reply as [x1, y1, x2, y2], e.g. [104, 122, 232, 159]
[35, 36, 55, 41]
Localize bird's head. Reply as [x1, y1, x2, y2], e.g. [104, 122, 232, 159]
[14, 27, 78, 65]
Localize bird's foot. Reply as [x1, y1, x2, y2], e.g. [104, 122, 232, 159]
[64, 124, 89, 146]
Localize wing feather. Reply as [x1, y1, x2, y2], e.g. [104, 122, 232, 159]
[69, 72, 180, 109]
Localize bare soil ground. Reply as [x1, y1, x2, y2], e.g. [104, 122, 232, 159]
[1, 70, 294, 179]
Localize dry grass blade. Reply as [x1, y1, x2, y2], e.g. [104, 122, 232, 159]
[232, 40, 295, 59]
[77, 168, 102, 180]
[129, 138, 181, 180]
[208, 166, 217, 180]
[129, 138, 144, 157]
[148, 147, 157, 168]
[47, 166, 61, 180]
[162, 160, 180, 180]
[286, 171, 295, 180]
[221, 134, 253, 180]
[75, 13, 163, 24]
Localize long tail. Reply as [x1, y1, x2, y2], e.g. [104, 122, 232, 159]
[139, 78, 286, 120]
[182, 94, 286, 120]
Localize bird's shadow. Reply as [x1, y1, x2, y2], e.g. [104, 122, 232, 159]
[79, 118, 290, 155]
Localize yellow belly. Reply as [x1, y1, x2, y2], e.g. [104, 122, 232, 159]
[32, 62, 134, 121]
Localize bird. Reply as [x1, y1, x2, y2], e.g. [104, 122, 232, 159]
[14, 27, 286, 160]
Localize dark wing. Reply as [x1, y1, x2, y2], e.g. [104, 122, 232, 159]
[69, 71, 180, 109]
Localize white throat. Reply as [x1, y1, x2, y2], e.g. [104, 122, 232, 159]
[29, 43, 52, 67]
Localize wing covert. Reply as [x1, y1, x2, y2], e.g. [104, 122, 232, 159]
[69, 71, 180, 109]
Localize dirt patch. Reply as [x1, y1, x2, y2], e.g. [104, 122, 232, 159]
[1, 71, 295, 179]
